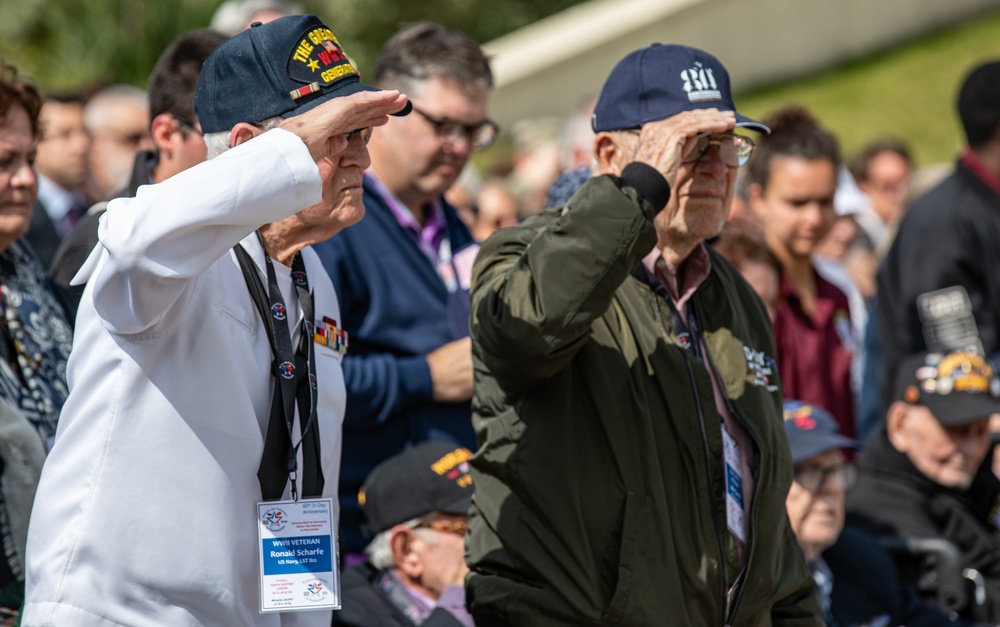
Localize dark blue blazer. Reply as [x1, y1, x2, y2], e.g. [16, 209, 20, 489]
[312, 176, 477, 553]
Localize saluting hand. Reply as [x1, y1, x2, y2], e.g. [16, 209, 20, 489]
[630, 108, 736, 190]
[278, 90, 409, 162]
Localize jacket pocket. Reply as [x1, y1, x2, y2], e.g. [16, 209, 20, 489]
[601, 492, 647, 626]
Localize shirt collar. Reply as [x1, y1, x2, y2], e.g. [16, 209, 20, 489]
[365, 170, 448, 262]
[961, 148, 1000, 197]
[36, 174, 82, 221]
[642, 242, 712, 310]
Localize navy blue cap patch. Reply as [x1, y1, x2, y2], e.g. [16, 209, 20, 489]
[287, 26, 358, 101]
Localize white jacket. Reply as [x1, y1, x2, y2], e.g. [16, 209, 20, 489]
[23, 129, 346, 627]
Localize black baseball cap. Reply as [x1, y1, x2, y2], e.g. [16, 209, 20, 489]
[783, 400, 857, 464]
[359, 441, 473, 536]
[894, 350, 1000, 426]
[592, 44, 768, 134]
[194, 14, 410, 134]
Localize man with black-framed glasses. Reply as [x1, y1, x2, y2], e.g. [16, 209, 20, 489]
[466, 44, 824, 625]
[311, 22, 493, 566]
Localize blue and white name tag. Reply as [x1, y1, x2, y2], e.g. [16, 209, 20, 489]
[722, 429, 746, 544]
[257, 498, 340, 613]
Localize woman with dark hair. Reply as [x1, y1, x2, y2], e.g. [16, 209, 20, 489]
[747, 105, 857, 440]
[0, 62, 74, 619]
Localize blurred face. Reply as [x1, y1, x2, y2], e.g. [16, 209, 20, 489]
[0, 104, 38, 251]
[472, 183, 520, 242]
[739, 259, 780, 322]
[35, 100, 89, 189]
[408, 514, 468, 599]
[814, 215, 859, 262]
[751, 156, 837, 260]
[859, 150, 910, 224]
[785, 449, 846, 560]
[88, 97, 152, 197]
[890, 403, 992, 490]
[369, 76, 488, 206]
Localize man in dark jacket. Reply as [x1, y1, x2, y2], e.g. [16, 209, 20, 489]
[878, 61, 1000, 413]
[782, 399, 966, 626]
[334, 441, 474, 627]
[467, 44, 822, 625]
[848, 349, 1000, 624]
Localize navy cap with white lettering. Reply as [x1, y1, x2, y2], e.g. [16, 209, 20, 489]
[194, 14, 410, 134]
[592, 43, 768, 134]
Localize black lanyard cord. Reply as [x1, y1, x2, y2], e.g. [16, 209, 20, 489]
[234, 239, 324, 501]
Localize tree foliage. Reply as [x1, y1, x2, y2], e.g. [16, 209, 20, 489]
[0, 0, 584, 93]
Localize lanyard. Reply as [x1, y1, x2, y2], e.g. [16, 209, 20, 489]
[644, 267, 702, 360]
[235, 237, 324, 502]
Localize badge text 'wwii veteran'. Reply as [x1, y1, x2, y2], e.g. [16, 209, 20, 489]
[287, 26, 358, 101]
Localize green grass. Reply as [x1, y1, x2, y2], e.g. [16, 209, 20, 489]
[735, 7, 1000, 167]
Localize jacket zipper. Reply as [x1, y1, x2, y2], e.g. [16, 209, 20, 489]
[651, 292, 729, 623]
[694, 304, 764, 626]
[720, 396, 762, 625]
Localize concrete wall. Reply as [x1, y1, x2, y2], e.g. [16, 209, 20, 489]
[483, 0, 1000, 129]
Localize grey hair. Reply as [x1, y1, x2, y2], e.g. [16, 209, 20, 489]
[209, 0, 303, 36]
[83, 84, 149, 133]
[203, 116, 282, 160]
[372, 22, 492, 97]
[364, 518, 439, 569]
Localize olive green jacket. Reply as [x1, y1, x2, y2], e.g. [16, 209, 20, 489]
[466, 172, 823, 626]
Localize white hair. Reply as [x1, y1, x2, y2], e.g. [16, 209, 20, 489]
[203, 116, 282, 159]
[364, 518, 440, 569]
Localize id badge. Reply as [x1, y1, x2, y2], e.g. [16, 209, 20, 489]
[721, 429, 747, 544]
[258, 498, 340, 612]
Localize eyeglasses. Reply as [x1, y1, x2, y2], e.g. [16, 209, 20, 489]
[343, 127, 373, 145]
[623, 130, 755, 168]
[793, 463, 856, 493]
[173, 116, 203, 138]
[415, 518, 468, 536]
[411, 105, 499, 151]
[683, 133, 755, 168]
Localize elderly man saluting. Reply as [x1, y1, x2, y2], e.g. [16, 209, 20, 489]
[466, 44, 822, 625]
[22, 16, 409, 627]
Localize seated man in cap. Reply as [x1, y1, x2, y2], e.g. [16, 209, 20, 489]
[848, 350, 1000, 624]
[334, 441, 474, 627]
[22, 15, 409, 627]
[467, 43, 821, 625]
[783, 400, 967, 626]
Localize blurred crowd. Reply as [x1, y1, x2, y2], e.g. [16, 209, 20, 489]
[1, 0, 1000, 626]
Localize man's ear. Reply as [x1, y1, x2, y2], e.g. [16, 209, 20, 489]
[229, 122, 261, 149]
[389, 526, 422, 579]
[593, 132, 621, 176]
[887, 401, 911, 452]
[150, 113, 176, 156]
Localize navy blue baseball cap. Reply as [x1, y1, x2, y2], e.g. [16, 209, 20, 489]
[194, 14, 410, 134]
[592, 44, 768, 134]
[783, 400, 858, 464]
